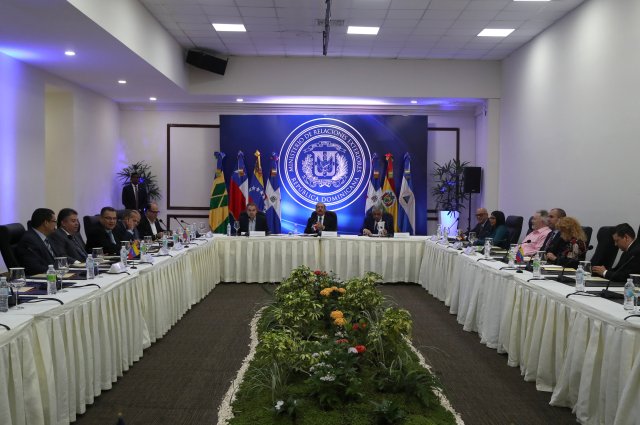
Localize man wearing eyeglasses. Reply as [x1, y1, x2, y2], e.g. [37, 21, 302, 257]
[16, 208, 63, 275]
[85, 207, 121, 255]
[138, 202, 165, 241]
[467, 208, 492, 241]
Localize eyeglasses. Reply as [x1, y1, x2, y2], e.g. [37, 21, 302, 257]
[149, 210, 160, 213]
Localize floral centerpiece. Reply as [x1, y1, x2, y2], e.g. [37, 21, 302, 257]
[220, 266, 458, 425]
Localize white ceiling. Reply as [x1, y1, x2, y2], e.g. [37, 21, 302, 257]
[0, 0, 586, 107]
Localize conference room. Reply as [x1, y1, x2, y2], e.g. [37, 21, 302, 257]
[1, 0, 639, 424]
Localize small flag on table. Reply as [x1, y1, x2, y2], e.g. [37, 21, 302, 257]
[128, 241, 140, 260]
[516, 245, 525, 263]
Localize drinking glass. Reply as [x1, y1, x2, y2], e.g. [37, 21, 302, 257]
[199, 222, 206, 235]
[54, 257, 69, 293]
[9, 267, 26, 309]
[124, 240, 131, 251]
[92, 247, 104, 278]
[377, 221, 385, 235]
[233, 220, 240, 236]
[468, 232, 477, 245]
[579, 261, 591, 278]
[144, 235, 152, 245]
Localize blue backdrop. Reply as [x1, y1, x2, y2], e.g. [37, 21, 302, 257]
[220, 115, 428, 235]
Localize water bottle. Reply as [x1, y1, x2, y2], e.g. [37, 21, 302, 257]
[47, 264, 57, 295]
[162, 235, 169, 251]
[120, 243, 129, 266]
[140, 241, 147, 256]
[508, 245, 516, 267]
[484, 238, 492, 259]
[436, 224, 442, 239]
[575, 264, 585, 292]
[0, 277, 9, 312]
[227, 223, 231, 236]
[532, 252, 541, 278]
[623, 278, 635, 311]
[86, 255, 95, 279]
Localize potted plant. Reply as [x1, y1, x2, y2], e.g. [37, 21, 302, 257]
[117, 161, 161, 200]
[431, 159, 470, 235]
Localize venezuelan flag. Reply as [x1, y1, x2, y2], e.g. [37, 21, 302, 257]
[515, 245, 525, 263]
[128, 241, 140, 260]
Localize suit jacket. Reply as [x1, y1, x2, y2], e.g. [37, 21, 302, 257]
[121, 184, 148, 210]
[238, 211, 269, 234]
[470, 220, 493, 243]
[605, 239, 640, 282]
[304, 211, 338, 234]
[15, 228, 63, 276]
[85, 225, 121, 256]
[113, 221, 140, 243]
[361, 213, 394, 236]
[49, 228, 87, 263]
[542, 230, 564, 257]
[138, 216, 165, 240]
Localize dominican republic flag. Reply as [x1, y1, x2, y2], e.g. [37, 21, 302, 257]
[365, 153, 383, 214]
[264, 152, 281, 234]
[248, 150, 267, 211]
[209, 152, 229, 233]
[398, 152, 416, 234]
[229, 151, 248, 222]
[381, 153, 398, 232]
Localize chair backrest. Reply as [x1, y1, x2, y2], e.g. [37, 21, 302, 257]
[505, 215, 523, 244]
[590, 226, 617, 268]
[525, 216, 534, 235]
[0, 223, 26, 268]
[582, 226, 593, 247]
[83, 215, 102, 236]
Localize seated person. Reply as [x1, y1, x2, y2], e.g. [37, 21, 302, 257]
[475, 210, 509, 249]
[541, 208, 567, 257]
[467, 208, 492, 241]
[16, 208, 62, 275]
[238, 202, 269, 234]
[546, 216, 587, 269]
[520, 210, 551, 256]
[592, 223, 640, 282]
[49, 208, 87, 263]
[362, 205, 394, 237]
[113, 209, 141, 242]
[138, 202, 165, 241]
[86, 207, 121, 255]
[304, 202, 337, 234]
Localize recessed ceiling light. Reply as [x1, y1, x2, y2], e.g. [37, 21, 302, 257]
[64, 50, 76, 56]
[149, 97, 157, 101]
[236, 98, 244, 102]
[478, 28, 515, 37]
[212, 23, 246, 32]
[347, 26, 379, 35]
[118, 80, 127, 84]
[410, 100, 418, 104]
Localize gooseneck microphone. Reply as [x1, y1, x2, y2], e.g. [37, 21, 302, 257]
[173, 217, 186, 230]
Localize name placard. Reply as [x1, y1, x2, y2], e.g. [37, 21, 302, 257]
[321, 231, 338, 238]
[393, 232, 410, 238]
[249, 231, 266, 237]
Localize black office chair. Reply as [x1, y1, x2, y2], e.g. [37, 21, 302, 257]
[505, 215, 523, 244]
[590, 226, 617, 268]
[83, 215, 102, 236]
[582, 226, 593, 247]
[525, 216, 534, 236]
[0, 223, 26, 268]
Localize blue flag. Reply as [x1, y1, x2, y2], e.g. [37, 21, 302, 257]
[248, 150, 266, 211]
[365, 153, 382, 214]
[265, 153, 282, 234]
[398, 152, 415, 234]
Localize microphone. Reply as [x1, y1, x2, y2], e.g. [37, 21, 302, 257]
[173, 217, 185, 230]
[180, 219, 192, 226]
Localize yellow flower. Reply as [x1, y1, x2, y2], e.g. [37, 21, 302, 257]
[331, 286, 338, 291]
[336, 287, 346, 294]
[334, 317, 347, 326]
[330, 310, 344, 319]
[320, 288, 333, 297]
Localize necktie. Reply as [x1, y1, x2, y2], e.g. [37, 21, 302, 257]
[44, 238, 55, 258]
[133, 185, 139, 208]
[107, 230, 116, 245]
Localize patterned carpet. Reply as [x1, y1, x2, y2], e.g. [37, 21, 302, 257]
[73, 283, 576, 425]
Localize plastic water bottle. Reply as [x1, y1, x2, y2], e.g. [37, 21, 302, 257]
[623, 278, 635, 311]
[47, 264, 57, 295]
[0, 277, 9, 312]
[508, 246, 515, 267]
[532, 252, 541, 278]
[575, 264, 585, 292]
[226, 223, 231, 236]
[162, 235, 169, 251]
[120, 243, 129, 266]
[86, 255, 95, 279]
[484, 238, 492, 259]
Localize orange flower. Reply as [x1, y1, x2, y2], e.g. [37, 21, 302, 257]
[336, 287, 346, 294]
[320, 288, 333, 297]
[334, 317, 347, 326]
[330, 310, 343, 319]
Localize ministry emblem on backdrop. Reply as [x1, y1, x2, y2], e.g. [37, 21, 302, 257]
[280, 118, 371, 210]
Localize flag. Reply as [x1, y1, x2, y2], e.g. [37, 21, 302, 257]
[229, 150, 248, 221]
[265, 152, 282, 234]
[209, 152, 230, 233]
[398, 152, 415, 234]
[365, 153, 383, 214]
[381, 153, 398, 231]
[128, 241, 140, 260]
[248, 150, 267, 211]
[516, 245, 525, 263]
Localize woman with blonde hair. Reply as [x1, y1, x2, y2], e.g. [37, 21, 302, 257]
[547, 216, 587, 268]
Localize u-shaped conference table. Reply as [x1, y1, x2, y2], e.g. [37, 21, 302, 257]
[1, 235, 639, 425]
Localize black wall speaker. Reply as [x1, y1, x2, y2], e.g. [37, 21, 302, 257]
[462, 167, 482, 193]
[186, 50, 227, 75]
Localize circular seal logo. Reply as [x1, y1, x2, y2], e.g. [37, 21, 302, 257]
[279, 118, 371, 210]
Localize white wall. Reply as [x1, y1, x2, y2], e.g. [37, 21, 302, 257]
[501, 0, 640, 244]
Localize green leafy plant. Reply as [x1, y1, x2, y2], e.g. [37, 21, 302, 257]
[372, 399, 407, 424]
[117, 160, 161, 200]
[431, 159, 470, 213]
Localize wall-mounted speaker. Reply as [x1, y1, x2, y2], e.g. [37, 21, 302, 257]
[462, 167, 482, 193]
[185, 50, 227, 75]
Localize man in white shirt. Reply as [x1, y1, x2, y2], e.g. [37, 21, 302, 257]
[138, 202, 165, 241]
[520, 210, 552, 256]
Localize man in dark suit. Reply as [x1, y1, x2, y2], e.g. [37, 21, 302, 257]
[49, 208, 87, 263]
[113, 209, 141, 242]
[238, 202, 269, 235]
[362, 205, 394, 237]
[593, 223, 640, 282]
[138, 202, 165, 241]
[86, 207, 121, 255]
[468, 208, 492, 241]
[121, 172, 148, 211]
[304, 202, 337, 234]
[16, 208, 62, 275]
[542, 208, 567, 260]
